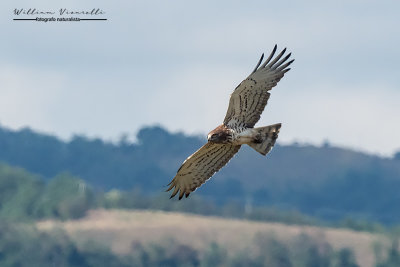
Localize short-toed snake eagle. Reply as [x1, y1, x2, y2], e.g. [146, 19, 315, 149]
[167, 45, 294, 199]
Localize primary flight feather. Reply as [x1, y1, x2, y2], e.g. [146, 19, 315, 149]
[167, 45, 294, 199]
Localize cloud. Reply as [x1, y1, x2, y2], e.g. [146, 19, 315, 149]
[1, 0, 399, 156]
[0, 65, 66, 133]
[268, 82, 400, 156]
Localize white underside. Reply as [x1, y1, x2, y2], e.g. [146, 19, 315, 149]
[232, 128, 258, 145]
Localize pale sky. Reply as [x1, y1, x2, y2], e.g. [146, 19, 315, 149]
[1, 0, 399, 156]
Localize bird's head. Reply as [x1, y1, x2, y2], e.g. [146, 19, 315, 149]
[207, 132, 222, 143]
[207, 125, 231, 144]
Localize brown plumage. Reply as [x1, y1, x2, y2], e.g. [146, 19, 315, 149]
[167, 45, 294, 199]
[207, 124, 232, 144]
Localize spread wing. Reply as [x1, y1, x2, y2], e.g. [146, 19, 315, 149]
[223, 45, 294, 128]
[167, 142, 241, 199]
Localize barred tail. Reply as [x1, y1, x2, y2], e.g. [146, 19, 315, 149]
[248, 123, 281, 156]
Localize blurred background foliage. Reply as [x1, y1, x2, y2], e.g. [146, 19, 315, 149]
[1, 125, 400, 223]
[0, 125, 399, 266]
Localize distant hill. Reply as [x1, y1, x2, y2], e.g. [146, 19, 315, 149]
[0, 125, 399, 224]
[38, 209, 385, 267]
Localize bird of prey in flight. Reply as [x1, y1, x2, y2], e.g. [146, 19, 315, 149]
[167, 45, 294, 199]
